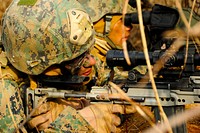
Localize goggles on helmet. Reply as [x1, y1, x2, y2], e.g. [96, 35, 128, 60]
[64, 50, 91, 75]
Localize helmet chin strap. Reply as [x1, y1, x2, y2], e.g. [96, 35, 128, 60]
[104, 15, 117, 49]
[104, 15, 112, 35]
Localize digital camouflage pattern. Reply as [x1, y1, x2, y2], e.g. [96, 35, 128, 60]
[91, 38, 130, 86]
[77, 0, 136, 23]
[45, 106, 95, 132]
[1, 27, 24, 132]
[1, 0, 199, 132]
[0, 78, 94, 132]
[0, 0, 96, 132]
[2, 0, 95, 75]
[0, 79, 25, 132]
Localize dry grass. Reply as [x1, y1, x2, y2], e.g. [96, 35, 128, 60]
[0, 0, 13, 37]
[1, 0, 200, 132]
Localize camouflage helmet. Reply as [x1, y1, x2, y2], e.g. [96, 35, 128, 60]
[2, 0, 95, 75]
[77, 0, 135, 23]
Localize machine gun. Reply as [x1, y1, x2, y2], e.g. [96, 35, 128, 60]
[105, 40, 200, 132]
[24, 4, 199, 133]
[25, 44, 200, 133]
[26, 42, 200, 133]
[26, 74, 200, 133]
[104, 5, 200, 129]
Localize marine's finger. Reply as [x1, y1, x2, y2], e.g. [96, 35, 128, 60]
[115, 127, 121, 133]
[111, 124, 117, 133]
[112, 114, 121, 126]
[32, 102, 51, 116]
[37, 119, 51, 131]
[110, 122, 122, 133]
[111, 104, 135, 114]
[28, 111, 51, 129]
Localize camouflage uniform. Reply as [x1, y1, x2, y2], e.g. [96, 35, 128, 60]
[0, 80, 24, 132]
[0, 0, 95, 132]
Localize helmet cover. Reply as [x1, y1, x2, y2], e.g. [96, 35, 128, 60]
[77, 0, 136, 22]
[2, 0, 95, 75]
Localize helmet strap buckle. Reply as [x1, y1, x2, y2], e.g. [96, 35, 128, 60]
[104, 15, 112, 35]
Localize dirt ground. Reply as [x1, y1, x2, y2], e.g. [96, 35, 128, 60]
[119, 104, 200, 133]
[119, 112, 152, 133]
[186, 104, 200, 133]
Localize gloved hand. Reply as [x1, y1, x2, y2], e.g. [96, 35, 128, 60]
[27, 98, 89, 130]
[79, 104, 135, 133]
[28, 98, 135, 133]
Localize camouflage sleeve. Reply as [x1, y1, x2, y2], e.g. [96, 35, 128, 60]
[44, 106, 95, 133]
[0, 79, 26, 132]
[93, 55, 129, 85]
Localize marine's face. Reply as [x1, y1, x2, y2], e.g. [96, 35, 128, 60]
[77, 54, 96, 76]
[108, 18, 132, 48]
[65, 52, 96, 77]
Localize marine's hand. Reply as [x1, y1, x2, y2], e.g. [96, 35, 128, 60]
[27, 98, 89, 130]
[79, 104, 135, 133]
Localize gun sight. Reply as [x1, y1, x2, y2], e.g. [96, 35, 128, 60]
[106, 50, 200, 69]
